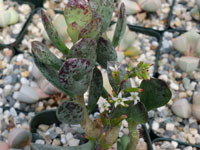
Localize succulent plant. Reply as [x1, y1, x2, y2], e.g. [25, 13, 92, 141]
[173, 30, 200, 72]
[31, 0, 171, 150]
[119, 0, 161, 15]
[0, 0, 19, 27]
[191, 0, 200, 21]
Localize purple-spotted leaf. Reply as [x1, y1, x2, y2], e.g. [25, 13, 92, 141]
[64, 0, 92, 27]
[88, 68, 103, 113]
[69, 38, 97, 66]
[41, 9, 69, 55]
[96, 37, 117, 68]
[31, 41, 62, 70]
[79, 17, 101, 39]
[59, 58, 94, 96]
[89, 0, 114, 33]
[113, 3, 126, 48]
[57, 101, 84, 124]
[107, 61, 130, 93]
[139, 78, 172, 111]
[32, 52, 74, 97]
[64, 0, 93, 42]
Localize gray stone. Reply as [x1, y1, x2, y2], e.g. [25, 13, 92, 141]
[183, 77, 190, 90]
[3, 76, 13, 85]
[178, 56, 199, 72]
[193, 92, 200, 105]
[192, 105, 200, 120]
[171, 99, 192, 118]
[13, 85, 40, 104]
[0, 118, 8, 132]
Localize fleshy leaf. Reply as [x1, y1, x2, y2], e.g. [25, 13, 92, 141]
[41, 9, 69, 55]
[117, 135, 130, 150]
[64, 0, 93, 43]
[127, 102, 148, 124]
[69, 38, 97, 66]
[111, 102, 148, 124]
[96, 37, 117, 68]
[57, 101, 84, 124]
[31, 41, 63, 70]
[139, 78, 172, 111]
[67, 22, 82, 43]
[107, 61, 129, 93]
[113, 3, 126, 48]
[59, 58, 94, 96]
[89, 0, 114, 33]
[30, 141, 95, 150]
[32, 52, 73, 97]
[79, 17, 101, 39]
[64, 0, 92, 27]
[88, 68, 103, 113]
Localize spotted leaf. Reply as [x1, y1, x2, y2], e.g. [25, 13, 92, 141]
[89, 0, 114, 33]
[88, 68, 103, 113]
[59, 58, 94, 96]
[96, 37, 117, 68]
[57, 101, 84, 124]
[112, 3, 126, 48]
[64, 0, 93, 42]
[41, 9, 69, 55]
[69, 38, 97, 66]
[32, 52, 73, 97]
[79, 17, 101, 39]
[31, 41, 62, 70]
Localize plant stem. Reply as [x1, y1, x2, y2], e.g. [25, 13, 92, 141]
[127, 121, 139, 150]
[74, 96, 101, 139]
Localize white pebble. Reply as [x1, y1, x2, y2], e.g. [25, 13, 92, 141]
[66, 132, 73, 141]
[152, 121, 160, 131]
[68, 138, 80, 146]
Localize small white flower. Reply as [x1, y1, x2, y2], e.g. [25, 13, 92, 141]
[98, 98, 111, 113]
[109, 64, 120, 72]
[126, 92, 140, 105]
[112, 92, 129, 108]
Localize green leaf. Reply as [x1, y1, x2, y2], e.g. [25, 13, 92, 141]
[117, 135, 130, 150]
[127, 102, 148, 124]
[41, 9, 69, 55]
[57, 101, 84, 124]
[32, 52, 73, 97]
[79, 17, 101, 39]
[113, 3, 126, 48]
[64, 0, 93, 43]
[59, 58, 94, 96]
[96, 37, 117, 68]
[111, 102, 148, 124]
[139, 78, 172, 111]
[67, 22, 82, 43]
[69, 38, 97, 66]
[89, 0, 114, 33]
[88, 68, 103, 113]
[31, 41, 63, 70]
[30, 141, 95, 150]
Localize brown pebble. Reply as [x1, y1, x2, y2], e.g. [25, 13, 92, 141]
[21, 71, 30, 78]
